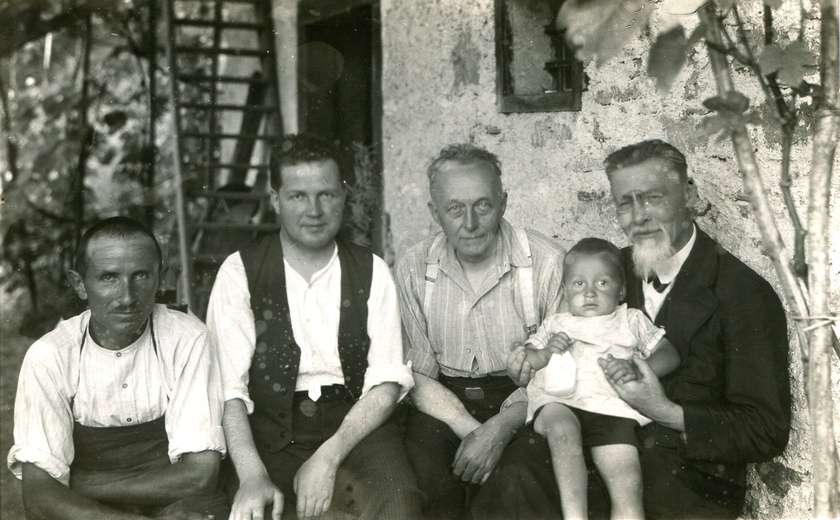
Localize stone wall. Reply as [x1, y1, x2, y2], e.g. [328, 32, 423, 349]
[380, 1, 839, 518]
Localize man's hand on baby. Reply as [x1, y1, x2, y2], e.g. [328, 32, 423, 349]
[546, 332, 572, 354]
[598, 354, 640, 384]
[506, 343, 535, 386]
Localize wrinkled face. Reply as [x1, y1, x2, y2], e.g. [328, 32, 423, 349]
[70, 234, 160, 349]
[564, 254, 625, 317]
[271, 159, 346, 253]
[428, 160, 508, 265]
[608, 158, 695, 276]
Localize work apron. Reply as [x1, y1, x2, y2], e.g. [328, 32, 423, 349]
[70, 317, 228, 518]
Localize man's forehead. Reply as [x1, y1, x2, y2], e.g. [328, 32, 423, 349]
[86, 233, 159, 265]
[279, 159, 341, 188]
[609, 159, 682, 191]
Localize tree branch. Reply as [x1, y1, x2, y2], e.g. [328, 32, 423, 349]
[699, 3, 813, 386]
[806, 1, 840, 514]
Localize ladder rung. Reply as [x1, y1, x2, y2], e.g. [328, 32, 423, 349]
[175, 46, 269, 57]
[177, 73, 269, 84]
[180, 102, 276, 112]
[173, 19, 266, 30]
[185, 162, 272, 170]
[176, 0, 261, 3]
[196, 222, 282, 231]
[181, 132, 276, 140]
[189, 190, 270, 200]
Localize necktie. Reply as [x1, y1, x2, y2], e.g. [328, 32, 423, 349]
[649, 275, 670, 293]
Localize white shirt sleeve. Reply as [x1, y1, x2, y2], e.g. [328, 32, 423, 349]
[206, 253, 258, 414]
[361, 255, 415, 401]
[164, 326, 226, 462]
[7, 339, 76, 484]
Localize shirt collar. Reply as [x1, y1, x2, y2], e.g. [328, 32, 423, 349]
[427, 219, 531, 274]
[654, 223, 697, 283]
[284, 243, 339, 285]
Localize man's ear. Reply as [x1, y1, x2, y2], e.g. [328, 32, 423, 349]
[427, 201, 441, 226]
[684, 177, 699, 207]
[499, 190, 508, 217]
[68, 270, 87, 301]
[619, 285, 627, 303]
[268, 186, 281, 213]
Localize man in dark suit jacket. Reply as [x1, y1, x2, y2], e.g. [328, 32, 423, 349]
[599, 140, 791, 518]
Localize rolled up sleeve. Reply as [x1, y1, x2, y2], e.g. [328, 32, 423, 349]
[363, 256, 415, 401]
[165, 331, 226, 462]
[7, 342, 75, 484]
[206, 253, 258, 414]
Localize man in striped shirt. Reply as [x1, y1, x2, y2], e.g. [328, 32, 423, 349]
[396, 144, 567, 519]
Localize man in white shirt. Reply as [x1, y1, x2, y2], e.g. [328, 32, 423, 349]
[206, 134, 422, 520]
[8, 216, 228, 520]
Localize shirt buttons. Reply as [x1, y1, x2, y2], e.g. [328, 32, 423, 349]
[126, 418, 132, 423]
[122, 383, 128, 389]
[116, 352, 122, 358]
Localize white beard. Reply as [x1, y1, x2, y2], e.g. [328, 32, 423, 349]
[631, 226, 676, 280]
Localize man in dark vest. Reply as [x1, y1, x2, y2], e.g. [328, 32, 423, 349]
[8, 216, 227, 520]
[206, 134, 423, 520]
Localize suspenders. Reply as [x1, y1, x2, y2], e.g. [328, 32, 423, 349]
[423, 226, 538, 336]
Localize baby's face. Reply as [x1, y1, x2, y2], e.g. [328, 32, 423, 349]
[563, 254, 624, 317]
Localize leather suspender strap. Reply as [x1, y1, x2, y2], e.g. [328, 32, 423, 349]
[423, 227, 537, 336]
[512, 227, 538, 335]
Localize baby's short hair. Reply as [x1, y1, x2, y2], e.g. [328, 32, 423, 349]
[563, 237, 625, 285]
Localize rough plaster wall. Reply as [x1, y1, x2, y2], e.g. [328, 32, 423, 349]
[381, 1, 839, 518]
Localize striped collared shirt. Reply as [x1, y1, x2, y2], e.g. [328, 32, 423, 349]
[395, 219, 566, 378]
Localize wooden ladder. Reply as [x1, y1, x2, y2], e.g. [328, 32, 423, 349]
[163, 0, 283, 317]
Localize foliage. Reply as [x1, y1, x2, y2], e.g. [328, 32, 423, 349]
[0, 1, 172, 324]
[341, 142, 382, 249]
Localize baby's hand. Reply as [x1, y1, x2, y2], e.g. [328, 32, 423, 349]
[600, 356, 640, 385]
[546, 332, 572, 354]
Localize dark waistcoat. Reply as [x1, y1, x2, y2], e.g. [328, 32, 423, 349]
[240, 235, 372, 452]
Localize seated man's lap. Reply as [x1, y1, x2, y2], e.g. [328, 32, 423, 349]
[471, 424, 562, 520]
[257, 417, 420, 519]
[640, 442, 744, 519]
[404, 408, 470, 518]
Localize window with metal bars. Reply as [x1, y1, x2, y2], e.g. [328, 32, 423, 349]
[495, 0, 584, 113]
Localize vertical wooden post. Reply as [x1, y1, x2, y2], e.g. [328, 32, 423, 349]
[271, 0, 298, 134]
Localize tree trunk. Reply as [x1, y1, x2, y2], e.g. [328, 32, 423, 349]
[805, 0, 840, 516]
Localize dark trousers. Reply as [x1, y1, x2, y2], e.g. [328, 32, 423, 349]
[257, 391, 424, 520]
[638, 426, 744, 519]
[404, 376, 563, 520]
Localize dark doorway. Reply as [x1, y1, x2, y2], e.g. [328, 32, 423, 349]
[299, 1, 383, 253]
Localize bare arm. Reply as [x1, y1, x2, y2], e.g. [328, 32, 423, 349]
[224, 398, 284, 520]
[293, 382, 401, 518]
[410, 372, 482, 438]
[68, 451, 219, 506]
[22, 463, 147, 520]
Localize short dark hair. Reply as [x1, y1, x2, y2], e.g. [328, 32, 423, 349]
[604, 139, 687, 182]
[427, 143, 503, 190]
[563, 237, 625, 286]
[269, 133, 347, 189]
[74, 217, 163, 275]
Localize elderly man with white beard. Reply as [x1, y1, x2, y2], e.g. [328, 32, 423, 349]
[510, 140, 792, 519]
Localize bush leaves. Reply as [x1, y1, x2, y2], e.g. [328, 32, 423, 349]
[758, 41, 817, 86]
